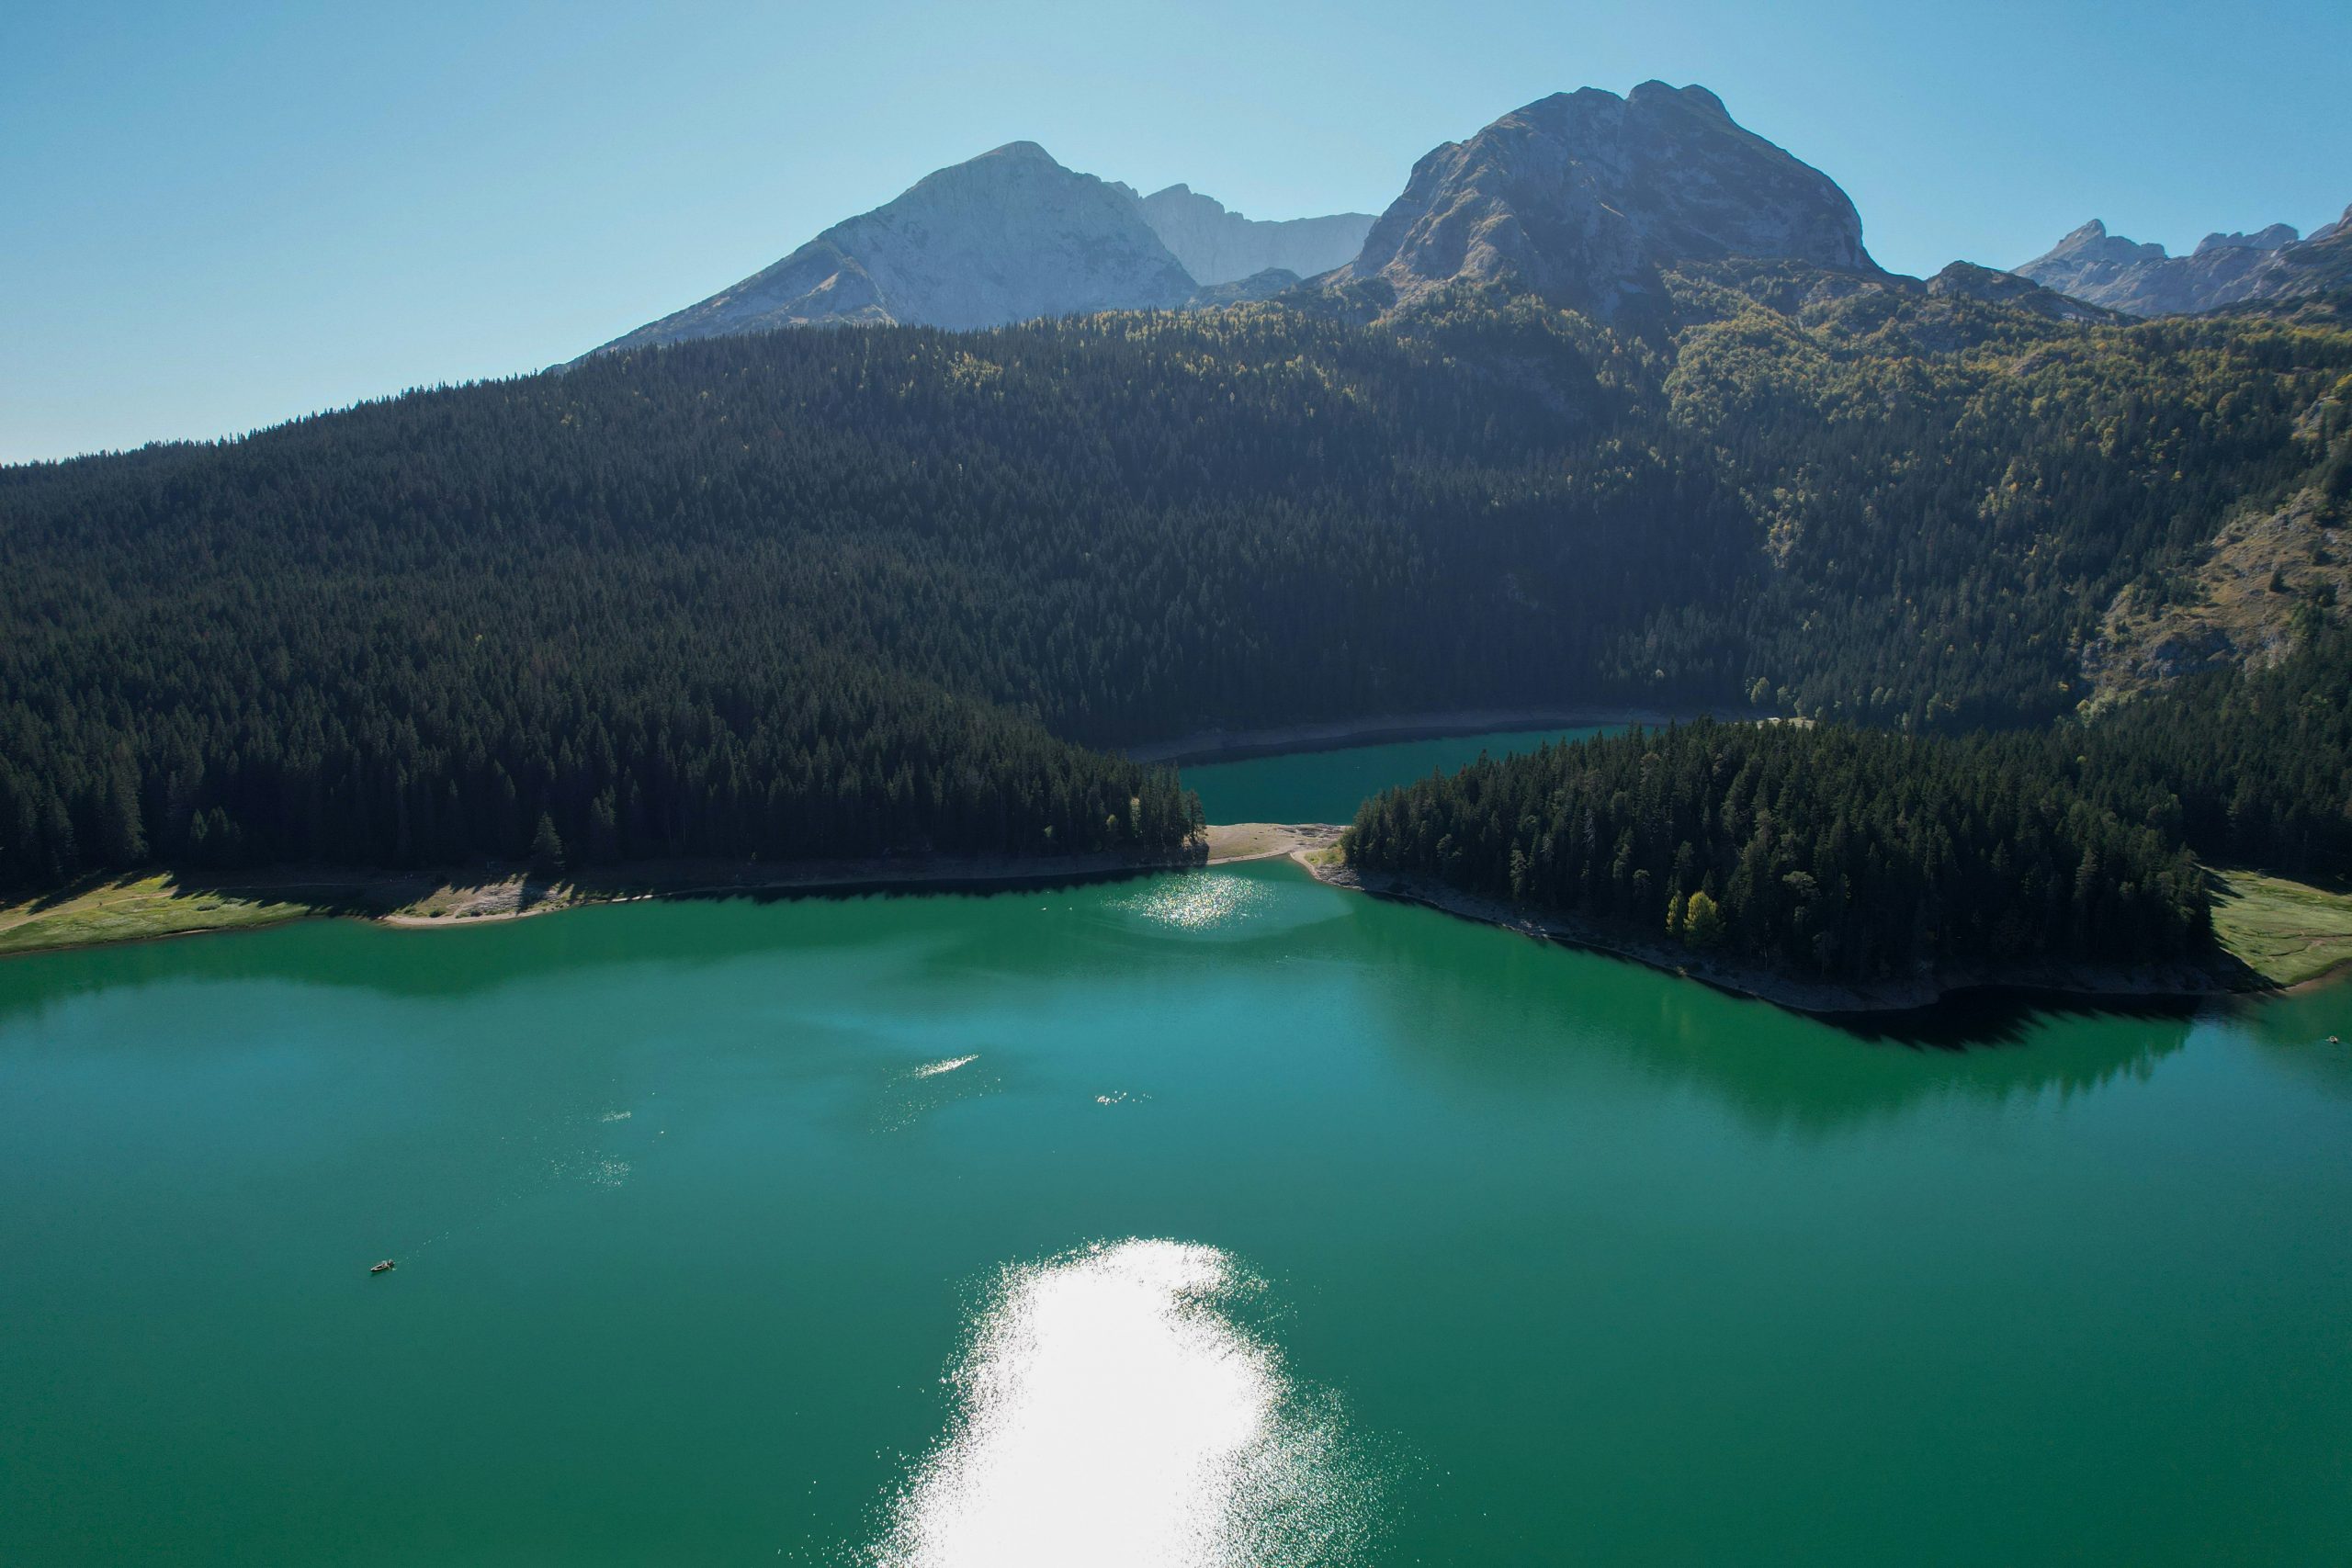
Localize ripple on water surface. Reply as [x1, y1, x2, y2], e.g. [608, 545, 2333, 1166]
[872, 1238, 1379, 1568]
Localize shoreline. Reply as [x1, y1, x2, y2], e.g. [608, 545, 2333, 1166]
[378, 845, 1209, 926]
[7, 830, 2345, 1009]
[0, 846, 1207, 960]
[1283, 840, 2297, 1016]
[1126, 706, 1723, 766]
[1204, 822, 1344, 864]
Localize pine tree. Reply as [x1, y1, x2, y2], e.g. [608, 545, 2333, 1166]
[530, 813, 567, 875]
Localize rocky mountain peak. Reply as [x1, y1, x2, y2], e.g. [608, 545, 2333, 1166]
[1626, 79, 1729, 118]
[595, 141, 1196, 352]
[2018, 205, 2352, 317]
[2043, 220, 2170, 265]
[2193, 222, 2299, 256]
[1324, 82, 1879, 318]
[1132, 184, 1375, 286]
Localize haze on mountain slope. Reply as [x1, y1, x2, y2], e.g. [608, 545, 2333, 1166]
[595, 141, 1193, 349]
[1125, 185, 1373, 286]
[2016, 208, 2352, 316]
[594, 143, 1372, 351]
[596, 81, 2132, 356]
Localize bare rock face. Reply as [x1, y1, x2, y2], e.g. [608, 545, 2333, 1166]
[2081, 484, 2350, 705]
[2193, 223, 2300, 257]
[2258, 205, 2352, 302]
[596, 142, 1197, 352]
[2015, 207, 2352, 317]
[2019, 220, 2168, 288]
[1132, 186, 1374, 286]
[1323, 82, 1881, 318]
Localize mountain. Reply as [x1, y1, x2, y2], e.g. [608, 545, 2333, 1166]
[1324, 82, 1880, 318]
[15, 253, 2350, 891]
[2252, 207, 2352, 302]
[1922, 261, 2117, 324]
[2199, 223, 2302, 255]
[11, 83, 2352, 909]
[1183, 266, 1305, 306]
[596, 141, 1195, 351]
[2016, 209, 2352, 316]
[1129, 185, 1374, 285]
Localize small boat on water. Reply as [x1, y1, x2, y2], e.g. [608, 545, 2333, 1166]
[369, 1259, 395, 1275]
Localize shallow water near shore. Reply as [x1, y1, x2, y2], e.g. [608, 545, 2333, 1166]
[6, 749, 2352, 1563]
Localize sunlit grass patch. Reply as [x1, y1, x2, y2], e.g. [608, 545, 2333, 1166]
[2210, 867, 2352, 988]
[0, 874, 319, 956]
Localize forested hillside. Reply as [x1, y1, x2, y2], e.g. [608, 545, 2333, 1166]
[1342, 626, 2352, 981]
[1653, 265, 2351, 727]
[2042, 621, 2352, 875]
[4, 273, 2348, 891]
[1342, 720, 2209, 982]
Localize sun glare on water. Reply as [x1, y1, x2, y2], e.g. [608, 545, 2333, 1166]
[910, 1055, 980, 1078]
[871, 1239, 1377, 1568]
[1114, 875, 1274, 932]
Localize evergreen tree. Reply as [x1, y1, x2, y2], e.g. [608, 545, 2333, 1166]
[2, 277, 2345, 904]
[529, 812, 566, 875]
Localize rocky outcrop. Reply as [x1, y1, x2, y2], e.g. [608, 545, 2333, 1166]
[2253, 206, 2352, 304]
[1184, 267, 1303, 308]
[2080, 484, 2349, 705]
[595, 142, 1196, 352]
[1131, 186, 1374, 286]
[1924, 261, 2117, 323]
[2015, 207, 2352, 316]
[1322, 82, 1881, 319]
[2014, 220, 2166, 300]
[2195, 223, 2299, 257]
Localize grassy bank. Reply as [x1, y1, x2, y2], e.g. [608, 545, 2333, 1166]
[0, 874, 330, 956]
[2209, 869, 2352, 988]
[0, 847, 1204, 959]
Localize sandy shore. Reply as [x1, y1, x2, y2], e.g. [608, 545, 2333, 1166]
[1204, 822, 1344, 864]
[1127, 707, 1722, 766]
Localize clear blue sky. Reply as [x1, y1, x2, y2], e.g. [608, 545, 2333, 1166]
[6, 0, 2348, 463]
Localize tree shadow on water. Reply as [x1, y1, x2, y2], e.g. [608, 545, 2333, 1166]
[1818, 986, 2215, 1050]
[0, 861, 1183, 1032]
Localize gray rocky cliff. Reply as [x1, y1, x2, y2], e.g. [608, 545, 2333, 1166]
[1322, 82, 1881, 318]
[2015, 207, 2351, 316]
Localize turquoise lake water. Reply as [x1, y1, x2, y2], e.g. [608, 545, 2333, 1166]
[1180, 726, 1609, 823]
[4, 736, 2349, 1565]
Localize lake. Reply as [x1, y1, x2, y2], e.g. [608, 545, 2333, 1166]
[4, 734, 2349, 1566]
[1179, 725, 1611, 824]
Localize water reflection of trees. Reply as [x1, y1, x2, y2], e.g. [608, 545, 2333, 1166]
[1333, 896, 2202, 1138]
[0, 863, 2250, 1147]
[0, 874, 1165, 1033]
